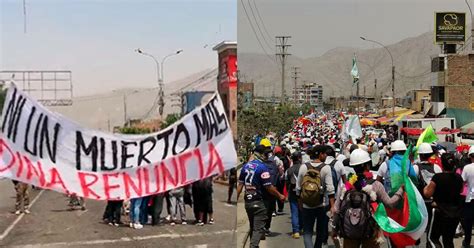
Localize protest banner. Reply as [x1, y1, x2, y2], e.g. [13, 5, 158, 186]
[0, 85, 237, 200]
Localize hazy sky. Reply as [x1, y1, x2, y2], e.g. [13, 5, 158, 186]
[238, 0, 468, 58]
[1, 0, 236, 96]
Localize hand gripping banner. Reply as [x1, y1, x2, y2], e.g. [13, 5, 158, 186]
[0, 85, 237, 200]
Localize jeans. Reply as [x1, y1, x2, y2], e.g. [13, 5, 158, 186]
[289, 198, 303, 233]
[104, 201, 123, 223]
[130, 198, 143, 223]
[429, 209, 459, 248]
[263, 197, 276, 230]
[169, 191, 186, 221]
[139, 196, 150, 224]
[463, 201, 474, 247]
[302, 207, 328, 248]
[245, 200, 268, 248]
[150, 194, 164, 225]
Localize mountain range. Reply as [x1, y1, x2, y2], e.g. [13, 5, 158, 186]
[238, 31, 469, 99]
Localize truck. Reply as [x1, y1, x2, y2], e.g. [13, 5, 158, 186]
[398, 118, 457, 144]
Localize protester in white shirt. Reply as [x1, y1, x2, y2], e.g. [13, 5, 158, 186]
[461, 146, 474, 248]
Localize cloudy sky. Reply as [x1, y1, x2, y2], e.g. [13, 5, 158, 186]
[238, 0, 468, 58]
[1, 0, 236, 96]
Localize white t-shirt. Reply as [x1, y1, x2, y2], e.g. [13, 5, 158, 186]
[462, 163, 474, 203]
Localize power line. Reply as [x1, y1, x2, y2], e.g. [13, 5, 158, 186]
[248, 0, 273, 50]
[251, 0, 273, 42]
[240, 0, 277, 66]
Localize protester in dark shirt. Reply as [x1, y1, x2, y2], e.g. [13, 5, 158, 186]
[424, 153, 463, 248]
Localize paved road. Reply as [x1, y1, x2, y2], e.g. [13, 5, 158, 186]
[237, 198, 472, 248]
[0, 180, 236, 248]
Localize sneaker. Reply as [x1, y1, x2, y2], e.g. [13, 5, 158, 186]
[15, 210, 21, 215]
[272, 212, 276, 217]
[292, 233, 300, 239]
[181, 221, 187, 225]
[134, 223, 143, 229]
[209, 218, 214, 225]
[129, 222, 134, 228]
[24, 209, 30, 214]
[264, 228, 271, 235]
[165, 215, 171, 221]
[113, 223, 119, 227]
[108, 222, 114, 226]
[170, 222, 176, 226]
[196, 221, 204, 226]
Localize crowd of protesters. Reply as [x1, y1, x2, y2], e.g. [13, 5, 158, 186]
[9, 174, 230, 229]
[238, 111, 474, 248]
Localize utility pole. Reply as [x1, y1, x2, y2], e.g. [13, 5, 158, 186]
[392, 65, 395, 116]
[276, 36, 291, 104]
[291, 66, 300, 104]
[171, 91, 185, 114]
[374, 78, 377, 103]
[123, 93, 128, 127]
[363, 85, 367, 110]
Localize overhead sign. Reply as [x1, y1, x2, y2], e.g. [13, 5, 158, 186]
[435, 12, 466, 44]
[0, 85, 237, 200]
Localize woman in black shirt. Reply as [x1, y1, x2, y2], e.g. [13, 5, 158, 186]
[424, 153, 463, 248]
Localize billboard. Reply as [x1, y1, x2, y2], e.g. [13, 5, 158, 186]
[435, 12, 466, 44]
[219, 54, 237, 88]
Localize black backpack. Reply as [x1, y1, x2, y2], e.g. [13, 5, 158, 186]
[416, 162, 435, 200]
[335, 190, 376, 240]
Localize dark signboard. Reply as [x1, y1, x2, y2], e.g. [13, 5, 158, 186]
[435, 12, 466, 44]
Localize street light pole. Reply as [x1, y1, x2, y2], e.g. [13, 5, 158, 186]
[136, 49, 183, 117]
[465, 0, 474, 51]
[360, 36, 395, 117]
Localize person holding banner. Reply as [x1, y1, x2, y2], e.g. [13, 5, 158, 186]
[12, 180, 30, 215]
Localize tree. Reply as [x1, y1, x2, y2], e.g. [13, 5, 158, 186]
[160, 113, 181, 129]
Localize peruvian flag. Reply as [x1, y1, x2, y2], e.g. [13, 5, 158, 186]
[373, 147, 428, 247]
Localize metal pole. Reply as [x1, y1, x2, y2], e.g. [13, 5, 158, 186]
[392, 65, 395, 117]
[467, 0, 474, 50]
[360, 37, 394, 116]
[123, 93, 127, 127]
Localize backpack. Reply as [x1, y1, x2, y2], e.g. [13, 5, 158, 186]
[327, 159, 339, 193]
[416, 162, 435, 200]
[300, 163, 324, 207]
[336, 190, 375, 240]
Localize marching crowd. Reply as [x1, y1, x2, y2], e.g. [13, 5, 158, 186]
[238, 112, 474, 248]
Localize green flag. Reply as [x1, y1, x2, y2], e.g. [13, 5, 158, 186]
[351, 54, 359, 85]
[416, 124, 438, 148]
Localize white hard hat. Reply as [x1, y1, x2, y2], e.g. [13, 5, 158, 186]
[391, 140, 407, 152]
[418, 143, 433, 154]
[470, 146, 474, 156]
[350, 149, 372, 166]
[281, 141, 287, 146]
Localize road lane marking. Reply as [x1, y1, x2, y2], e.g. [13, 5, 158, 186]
[0, 189, 44, 241]
[9, 229, 234, 247]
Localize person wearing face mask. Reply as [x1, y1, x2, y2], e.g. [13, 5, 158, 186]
[237, 138, 286, 248]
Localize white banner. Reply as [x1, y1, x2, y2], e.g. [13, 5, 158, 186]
[0, 85, 237, 200]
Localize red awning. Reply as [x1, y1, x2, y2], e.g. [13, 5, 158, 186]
[401, 127, 461, 136]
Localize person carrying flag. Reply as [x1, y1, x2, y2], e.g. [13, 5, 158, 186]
[331, 149, 404, 247]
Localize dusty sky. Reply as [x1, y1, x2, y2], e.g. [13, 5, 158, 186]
[1, 0, 236, 96]
[238, 0, 468, 58]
